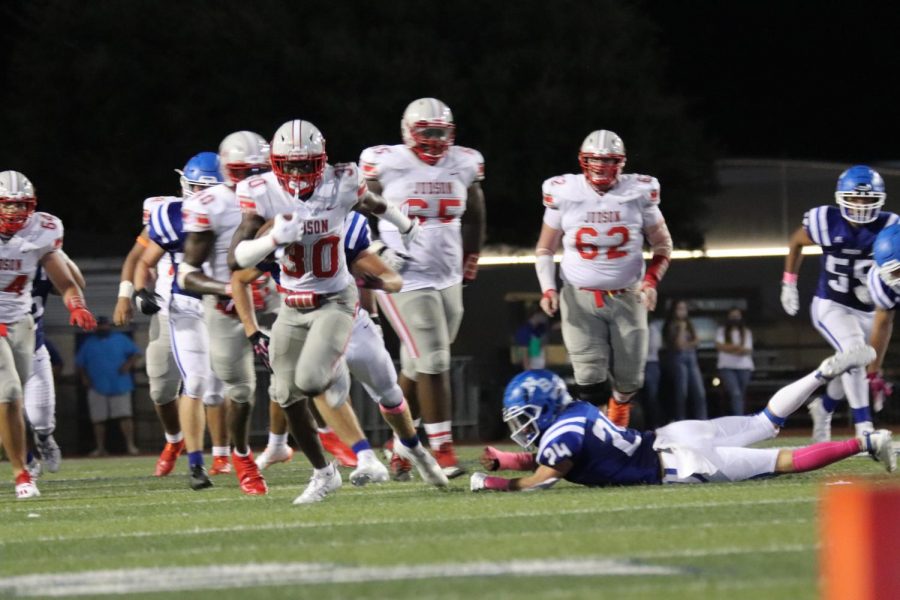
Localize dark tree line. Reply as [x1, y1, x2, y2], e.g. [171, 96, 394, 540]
[0, 0, 716, 255]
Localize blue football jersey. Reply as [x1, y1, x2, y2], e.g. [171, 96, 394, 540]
[867, 264, 900, 311]
[804, 206, 899, 312]
[536, 401, 661, 486]
[30, 264, 53, 350]
[147, 199, 198, 298]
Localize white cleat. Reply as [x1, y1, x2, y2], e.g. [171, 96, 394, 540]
[292, 463, 342, 504]
[349, 454, 390, 487]
[15, 474, 40, 500]
[25, 457, 42, 480]
[394, 442, 450, 488]
[36, 435, 61, 473]
[816, 344, 876, 380]
[808, 397, 833, 443]
[862, 429, 896, 473]
[255, 444, 294, 470]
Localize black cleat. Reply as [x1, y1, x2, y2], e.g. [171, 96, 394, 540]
[189, 465, 213, 490]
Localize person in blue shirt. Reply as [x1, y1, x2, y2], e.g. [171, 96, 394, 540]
[470, 346, 895, 493]
[781, 165, 898, 441]
[75, 316, 142, 457]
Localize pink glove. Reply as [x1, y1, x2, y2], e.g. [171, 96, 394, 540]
[481, 446, 537, 471]
[867, 372, 893, 413]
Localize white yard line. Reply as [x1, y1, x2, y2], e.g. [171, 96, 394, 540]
[0, 497, 814, 546]
[0, 559, 683, 597]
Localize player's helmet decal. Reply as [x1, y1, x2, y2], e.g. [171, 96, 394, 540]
[502, 369, 572, 450]
[178, 152, 224, 198]
[835, 165, 886, 224]
[0, 170, 37, 236]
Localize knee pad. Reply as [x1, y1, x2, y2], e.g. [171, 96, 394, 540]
[420, 349, 451, 374]
[1, 381, 23, 403]
[149, 385, 178, 406]
[577, 381, 610, 406]
[203, 392, 225, 407]
[611, 389, 636, 405]
[375, 385, 404, 409]
[183, 375, 206, 400]
[226, 383, 254, 405]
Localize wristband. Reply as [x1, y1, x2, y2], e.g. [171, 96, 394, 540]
[542, 289, 557, 300]
[118, 281, 135, 299]
[782, 272, 798, 285]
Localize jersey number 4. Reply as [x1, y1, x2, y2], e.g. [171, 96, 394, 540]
[575, 226, 629, 260]
[282, 236, 340, 278]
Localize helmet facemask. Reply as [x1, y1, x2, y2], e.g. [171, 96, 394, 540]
[879, 258, 900, 292]
[0, 197, 36, 236]
[836, 191, 885, 224]
[406, 121, 455, 165]
[502, 404, 543, 450]
[271, 154, 327, 199]
[579, 153, 625, 192]
[224, 161, 270, 184]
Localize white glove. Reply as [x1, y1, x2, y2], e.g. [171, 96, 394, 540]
[271, 213, 301, 246]
[469, 472, 487, 492]
[780, 282, 799, 316]
[400, 219, 420, 250]
[854, 284, 872, 305]
[369, 240, 409, 272]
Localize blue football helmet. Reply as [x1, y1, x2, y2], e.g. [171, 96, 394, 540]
[874, 223, 900, 291]
[502, 369, 572, 450]
[177, 152, 223, 197]
[835, 165, 886, 224]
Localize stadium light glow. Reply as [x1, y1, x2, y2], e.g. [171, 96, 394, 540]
[477, 246, 823, 266]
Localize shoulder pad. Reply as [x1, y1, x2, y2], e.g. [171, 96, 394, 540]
[449, 146, 485, 183]
[541, 174, 578, 209]
[26, 212, 64, 251]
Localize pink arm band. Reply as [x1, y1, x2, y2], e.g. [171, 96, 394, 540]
[782, 272, 798, 284]
[495, 449, 537, 471]
[483, 476, 511, 491]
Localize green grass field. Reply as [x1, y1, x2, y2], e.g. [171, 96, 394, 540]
[0, 438, 895, 599]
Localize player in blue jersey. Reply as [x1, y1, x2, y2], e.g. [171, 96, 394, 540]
[23, 253, 85, 475]
[470, 349, 895, 493]
[865, 224, 900, 413]
[781, 165, 898, 442]
[133, 153, 226, 491]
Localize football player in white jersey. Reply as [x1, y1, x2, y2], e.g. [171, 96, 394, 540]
[535, 130, 673, 428]
[359, 98, 486, 478]
[229, 119, 420, 503]
[0, 171, 97, 499]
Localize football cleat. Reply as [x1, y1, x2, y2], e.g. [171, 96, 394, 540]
[319, 430, 357, 468]
[189, 464, 213, 490]
[434, 442, 466, 479]
[383, 438, 412, 481]
[807, 397, 833, 443]
[233, 452, 268, 495]
[36, 435, 61, 473]
[816, 345, 876, 380]
[349, 453, 390, 487]
[861, 429, 896, 473]
[293, 463, 342, 504]
[209, 455, 232, 475]
[255, 444, 294, 470]
[394, 441, 449, 488]
[15, 471, 40, 499]
[154, 440, 185, 477]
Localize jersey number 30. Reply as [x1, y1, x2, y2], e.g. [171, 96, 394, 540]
[282, 236, 340, 278]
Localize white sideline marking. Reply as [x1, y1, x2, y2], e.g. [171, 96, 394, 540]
[2, 497, 814, 546]
[0, 559, 681, 597]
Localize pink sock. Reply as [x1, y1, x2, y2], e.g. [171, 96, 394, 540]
[792, 439, 861, 472]
[487, 447, 537, 471]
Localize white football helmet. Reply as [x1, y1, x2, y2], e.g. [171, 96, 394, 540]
[0, 170, 37, 236]
[270, 119, 327, 197]
[579, 130, 626, 191]
[401, 98, 455, 165]
[219, 131, 270, 183]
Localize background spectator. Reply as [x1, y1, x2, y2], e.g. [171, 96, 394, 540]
[663, 299, 707, 420]
[640, 319, 665, 428]
[75, 316, 142, 456]
[715, 307, 755, 415]
[512, 306, 551, 370]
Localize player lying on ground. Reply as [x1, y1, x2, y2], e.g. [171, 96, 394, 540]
[470, 345, 896, 492]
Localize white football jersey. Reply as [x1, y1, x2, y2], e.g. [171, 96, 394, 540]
[359, 144, 484, 292]
[542, 173, 663, 290]
[142, 196, 176, 314]
[181, 183, 241, 282]
[0, 212, 64, 322]
[236, 164, 365, 294]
